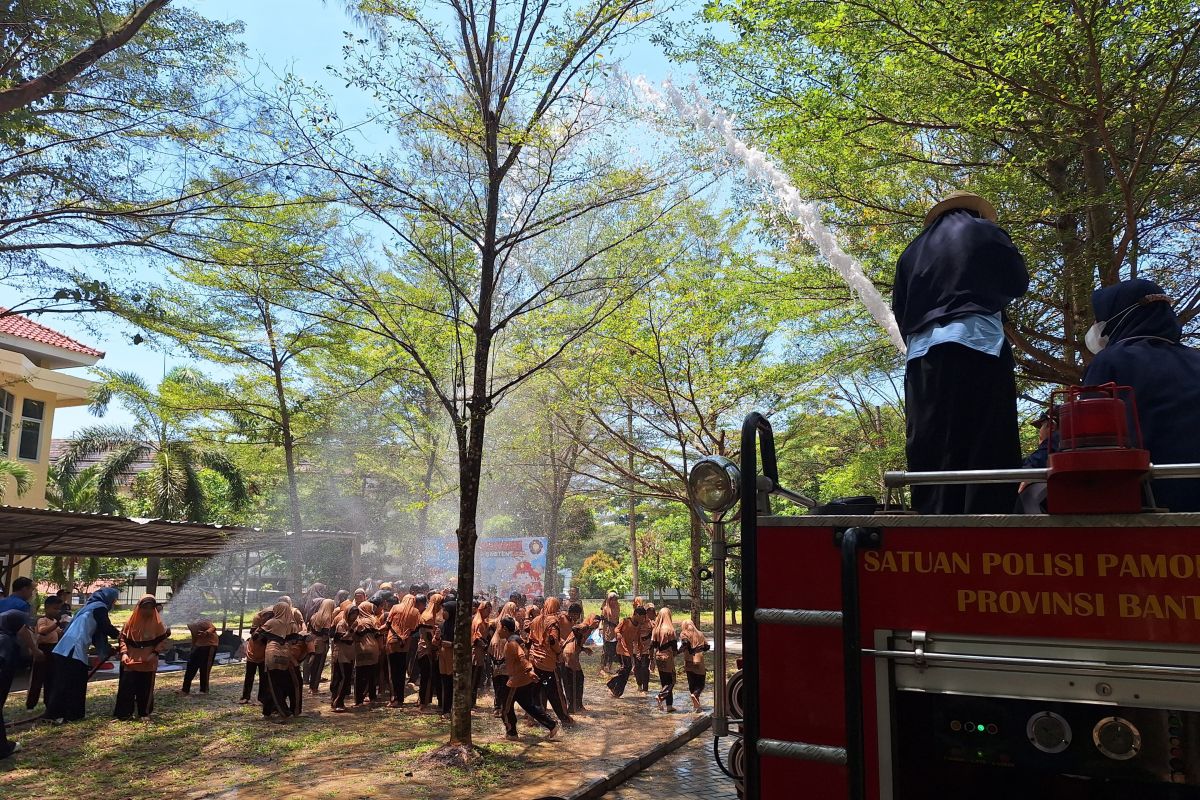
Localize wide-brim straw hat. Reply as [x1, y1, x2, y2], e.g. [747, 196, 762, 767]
[924, 190, 997, 227]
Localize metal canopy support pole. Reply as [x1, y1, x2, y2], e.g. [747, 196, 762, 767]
[238, 548, 250, 638]
[3, 539, 16, 589]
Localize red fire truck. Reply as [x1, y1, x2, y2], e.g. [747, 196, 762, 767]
[688, 388, 1200, 800]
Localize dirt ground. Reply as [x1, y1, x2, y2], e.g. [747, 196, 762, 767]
[0, 661, 708, 800]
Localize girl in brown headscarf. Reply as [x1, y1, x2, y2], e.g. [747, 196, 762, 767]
[600, 592, 620, 674]
[679, 619, 709, 712]
[633, 598, 653, 693]
[114, 595, 170, 719]
[239, 607, 272, 704]
[307, 599, 336, 697]
[562, 603, 598, 714]
[499, 616, 559, 740]
[415, 593, 443, 712]
[606, 605, 646, 698]
[651, 607, 679, 712]
[436, 601, 458, 716]
[470, 600, 493, 708]
[353, 601, 381, 706]
[329, 604, 357, 711]
[182, 616, 218, 695]
[527, 597, 572, 726]
[261, 601, 300, 719]
[385, 593, 420, 707]
[488, 604, 517, 717]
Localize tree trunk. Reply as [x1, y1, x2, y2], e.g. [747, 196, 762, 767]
[266, 315, 305, 596]
[627, 403, 639, 597]
[416, 444, 437, 541]
[545, 496, 561, 597]
[145, 557, 160, 596]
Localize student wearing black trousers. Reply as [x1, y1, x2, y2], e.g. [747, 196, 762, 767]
[385, 593, 420, 707]
[329, 611, 356, 712]
[651, 607, 678, 712]
[679, 620, 709, 712]
[114, 595, 170, 720]
[182, 618, 218, 694]
[436, 601, 457, 716]
[562, 604, 598, 714]
[351, 603, 380, 706]
[606, 608, 644, 698]
[0, 610, 31, 757]
[27, 596, 63, 709]
[497, 618, 559, 741]
[238, 609, 271, 705]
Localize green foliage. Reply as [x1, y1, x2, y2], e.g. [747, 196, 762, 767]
[575, 550, 630, 597]
[0, 460, 33, 500]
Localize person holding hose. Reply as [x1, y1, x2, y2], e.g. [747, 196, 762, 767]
[46, 586, 120, 724]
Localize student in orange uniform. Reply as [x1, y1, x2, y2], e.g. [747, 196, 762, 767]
[385, 593, 419, 707]
[436, 600, 457, 716]
[416, 593, 442, 712]
[260, 601, 301, 719]
[352, 601, 381, 706]
[600, 592, 620, 674]
[114, 595, 170, 720]
[27, 595, 63, 709]
[182, 616, 219, 694]
[329, 604, 357, 712]
[606, 606, 645, 698]
[562, 603, 598, 714]
[679, 619, 709, 712]
[488, 604, 516, 717]
[307, 599, 335, 696]
[499, 616, 559, 741]
[528, 596, 573, 726]
[239, 608, 271, 704]
[471, 600, 493, 708]
[651, 607, 678, 712]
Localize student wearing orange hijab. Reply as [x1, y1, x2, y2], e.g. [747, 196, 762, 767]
[436, 600, 458, 716]
[352, 601, 381, 706]
[499, 616, 559, 740]
[527, 597, 573, 726]
[239, 607, 271, 704]
[385, 593, 419, 707]
[679, 619, 709, 712]
[329, 604, 357, 712]
[651, 607, 679, 712]
[470, 600, 493, 708]
[114, 595, 170, 720]
[599, 592, 620, 674]
[260, 601, 301, 719]
[181, 616, 219, 695]
[307, 599, 336, 697]
[562, 603, 598, 714]
[488, 604, 516, 717]
[606, 606, 645, 698]
[415, 593, 442, 713]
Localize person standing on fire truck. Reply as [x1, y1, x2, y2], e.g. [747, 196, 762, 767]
[1082, 278, 1200, 512]
[892, 191, 1029, 513]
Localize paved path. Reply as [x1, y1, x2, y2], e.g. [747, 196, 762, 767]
[601, 732, 741, 800]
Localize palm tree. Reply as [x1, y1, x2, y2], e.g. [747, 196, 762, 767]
[0, 460, 33, 502]
[60, 368, 249, 593]
[45, 464, 102, 591]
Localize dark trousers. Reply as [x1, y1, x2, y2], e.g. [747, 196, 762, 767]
[182, 645, 215, 693]
[0, 669, 14, 757]
[634, 653, 651, 691]
[472, 665, 484, 706]
[26, 644, 55, 708]
[388, 652, 408, 703]
[602, 639, 616, 670]
[502, 682, 556, 735]
[307, 644, 328, 692]
[331, 660, 353, 708]
[417, 655, 434, 706]
[354, 661, 378, 704]
[46, 654, 88, 721]
[657, 668, 676, 707]
[607, 655, 633, 697]
[113, 666, 155, 719]
[241, 661, 263, 701]
[438, 673, 453, 713]
[262, 668, 296, 717]
[904, 342, 1021, 513]
[564, 667, 585, 711]
[686, 670, 705, 698]
[535, 667, 570, 722]
[492, 674, 508, 710]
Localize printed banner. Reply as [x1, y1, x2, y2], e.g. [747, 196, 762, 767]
[420, 536, 548, 598]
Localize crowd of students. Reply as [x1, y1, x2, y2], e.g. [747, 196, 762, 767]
[0, 579, 710, 758]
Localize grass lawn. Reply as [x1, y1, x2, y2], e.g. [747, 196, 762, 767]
[1, 657, 711, 799]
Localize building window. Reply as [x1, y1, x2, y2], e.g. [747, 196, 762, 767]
[18, 398, 44, 461]
[0, 390, 11, 458]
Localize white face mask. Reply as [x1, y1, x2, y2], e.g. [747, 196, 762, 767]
[1085, 321, 1108, 354]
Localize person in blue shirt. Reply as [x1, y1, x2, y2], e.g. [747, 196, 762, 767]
[0, 609, 32, 758]
[1082, 278, 1200, 511]
[0, 576, 34, 616]
[892, 191, 1030, 513]
[45, 587, 120, 723]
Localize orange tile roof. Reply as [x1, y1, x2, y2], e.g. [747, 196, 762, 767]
[0, 309, 105, 358]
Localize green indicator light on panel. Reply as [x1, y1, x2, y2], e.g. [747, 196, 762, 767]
[977, 724, 986, 732]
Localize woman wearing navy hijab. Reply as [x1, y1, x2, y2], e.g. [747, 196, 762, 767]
[45, 587, 120, 723]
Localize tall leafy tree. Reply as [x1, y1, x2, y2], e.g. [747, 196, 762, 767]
[59, 368, 249, 593]
[681, 0, 1200, 382]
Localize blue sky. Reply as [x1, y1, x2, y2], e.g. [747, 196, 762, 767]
[22, 0, 702, 439]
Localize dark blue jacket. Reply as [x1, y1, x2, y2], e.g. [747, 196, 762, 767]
[892, 209, 1029, 339]
[1082, 279, 1200, 511]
